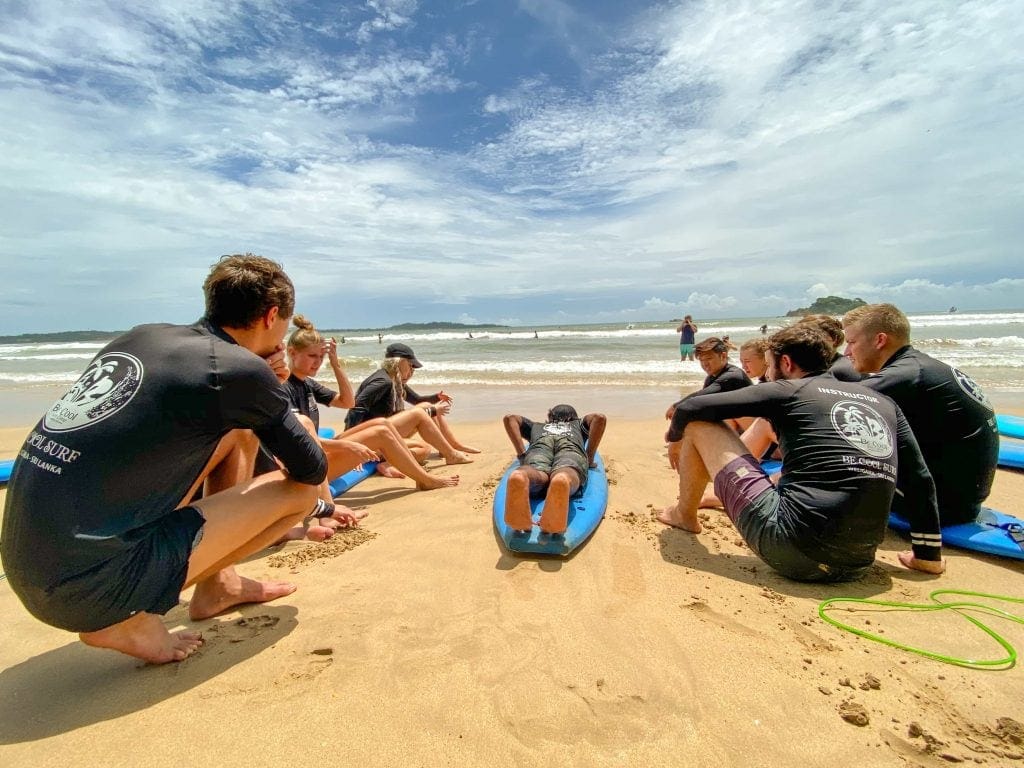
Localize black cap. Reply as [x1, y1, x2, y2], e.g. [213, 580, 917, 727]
[386, 343, 422, 368]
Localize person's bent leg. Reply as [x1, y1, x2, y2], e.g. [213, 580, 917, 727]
[79, 429, 295, 662]
[699, 418, 777, 508]
[185, 469, 320, 619]
[658, 421, 749, 532]
[389, 409, 472, 465]
[339, 423, 459, 490]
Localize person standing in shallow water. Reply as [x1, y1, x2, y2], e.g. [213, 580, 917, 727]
[677, 315, 698, 361]
[0, 254, 348, 664]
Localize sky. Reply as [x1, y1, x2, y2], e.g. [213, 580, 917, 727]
[1, 0, 1022, 334]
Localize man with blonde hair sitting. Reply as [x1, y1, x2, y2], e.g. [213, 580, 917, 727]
[842, 303, 999, 526]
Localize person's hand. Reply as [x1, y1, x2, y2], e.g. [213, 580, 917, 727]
[437, 390, 453, 404]
[434, 400, 452, 416]
[326, 337, 340, 365]
[666, 439, 682, 470]
[264, 345, 289, 383]
[337, 440, 380, 467]
[897, 551, 945, 575]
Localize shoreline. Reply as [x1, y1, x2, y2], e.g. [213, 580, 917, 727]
[2, 382, 1023, 437]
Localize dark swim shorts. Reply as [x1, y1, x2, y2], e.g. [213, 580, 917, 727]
[9, 506, 205, 633]
[713, 455, 866, 583]
[523, 435, 589, 489]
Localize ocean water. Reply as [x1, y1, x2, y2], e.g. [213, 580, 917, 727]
[1, 312, 1022, 425]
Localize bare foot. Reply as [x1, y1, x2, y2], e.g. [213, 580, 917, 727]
[504, 471, 534, 532]
[539, 475, 570, 534]
[278, 521, 334, 543]
[374, 462, 405, 479]
[656, 504, 702, 533]
[454, 444, 482, 454]
[188, 568, 296, 621]
[416, 473, 460, 490]
[897, 550, 946, 574]
[80, 612, 203, 664]
[446, 451, 474, 466]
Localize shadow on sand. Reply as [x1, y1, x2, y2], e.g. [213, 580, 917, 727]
[0, 603, 298, 744]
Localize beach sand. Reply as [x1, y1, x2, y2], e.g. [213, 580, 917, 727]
[1, 414, 1023, 767]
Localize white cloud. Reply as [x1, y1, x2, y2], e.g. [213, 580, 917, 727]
[0, 1, 1021, 333]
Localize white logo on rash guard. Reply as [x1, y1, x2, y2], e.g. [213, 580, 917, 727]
[543, 422, 573, 436]
[44, 352, 144, 432]
[951, 366, 992, 410]
[830, 400, 894, 459]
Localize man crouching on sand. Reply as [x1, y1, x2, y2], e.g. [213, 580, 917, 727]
[502, 405, 606, 534]
[657, 324, 945, 581]
[0, 254, 361, 664]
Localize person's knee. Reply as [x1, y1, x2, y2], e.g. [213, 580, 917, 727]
[296, 414, 316, 433]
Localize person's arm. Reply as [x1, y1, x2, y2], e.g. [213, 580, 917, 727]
[326, 338, 355, 408]
[404, 384, 439, 406]
[582, 414, 607, 466]
[502, 414, 529, 460]
[892, 406, 944, 572]
[666, 381, 786, 443]
[257, 411, 328, 485]
[356, 373, 395, 417]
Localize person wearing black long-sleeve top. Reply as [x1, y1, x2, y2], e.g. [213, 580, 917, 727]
[843, 303, 998, 526]
[658, 324, 943, 581]
[1, 255, 337, 664]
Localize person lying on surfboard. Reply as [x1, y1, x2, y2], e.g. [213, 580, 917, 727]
[843, 303, 999, 527]
[502, 405, 607, 534]
[658, 323, 944, 582]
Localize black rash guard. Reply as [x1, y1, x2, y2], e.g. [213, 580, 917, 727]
[518, 417, 591, 456]
[284, 373, 336, 431]
[1, 319, 327, 590]
[857, 346, 999, 525]
[671, 363, 751, 412]
[345, 368, 441, 428]
[667, 372, 941, 567]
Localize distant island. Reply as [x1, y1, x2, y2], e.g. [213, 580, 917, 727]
[785, 296, 867, 317]
[0, 330, 121, 344]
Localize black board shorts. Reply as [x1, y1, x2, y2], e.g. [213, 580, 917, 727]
[714, 455, 867, 583]
[523, 435, 589, 488]
[7, 506, 205, 633]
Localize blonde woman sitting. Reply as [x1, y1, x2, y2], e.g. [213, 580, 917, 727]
[345, 343, 478, 469]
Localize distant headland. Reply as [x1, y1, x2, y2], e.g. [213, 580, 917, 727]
[785, 296, 867, 317]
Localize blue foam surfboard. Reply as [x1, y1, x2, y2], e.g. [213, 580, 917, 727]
[328, 461, 379, 496]
[996, 414, 1024, 440]
[317, 425, 381, 495]
[0, 458, 13, 483]
[889, 508, 1024, 561]
[999, 440, 1024, 470]
[492, 453, 608, 556]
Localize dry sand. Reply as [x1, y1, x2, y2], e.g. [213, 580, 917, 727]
[1, 415, 1023, 767]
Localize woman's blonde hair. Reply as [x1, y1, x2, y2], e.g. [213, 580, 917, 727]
[286, 314, 322, 351]
[380, 357, 406, 413]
